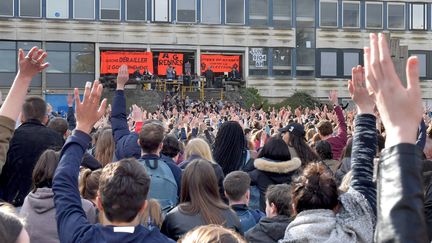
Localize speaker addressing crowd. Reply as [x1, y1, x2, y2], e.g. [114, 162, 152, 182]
[0, 33, 430, 242]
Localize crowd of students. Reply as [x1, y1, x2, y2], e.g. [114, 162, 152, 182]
[0, 33, 430, 243]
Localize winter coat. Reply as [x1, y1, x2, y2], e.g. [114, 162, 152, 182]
[248, 157, 301, 211]
[245, 215, 292, 243]
[0, 119, 64, 206]
[161, 204, 241, 241]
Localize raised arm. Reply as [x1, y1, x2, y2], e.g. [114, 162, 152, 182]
[329, 91, 347, 142]
[111, 64, 140, 159]
[348, 65, 377, 214]
[66, 93, 76, 131]
[365, 33, 428, 243]
[53, 81, 107, 242]
[0, 47, 48, 171]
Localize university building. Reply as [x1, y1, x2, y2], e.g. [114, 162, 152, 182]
[1, 0, 432, 104]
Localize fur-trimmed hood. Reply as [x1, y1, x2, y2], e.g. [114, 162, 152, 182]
[254, 157, 301, 174]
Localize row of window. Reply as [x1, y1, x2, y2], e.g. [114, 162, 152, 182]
[0, 41, 95, 87]
[0, 0, 290, 27]
[320, 1, 429, 30]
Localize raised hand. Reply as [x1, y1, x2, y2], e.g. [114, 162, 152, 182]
[348, 65, 375, 114]
[18, 47, 49, 80]
[329, 90, 338, 106]
[0, 47, 49, 121]
[364, 33, 422, 146]
[131, 104, 143, 122]
[75, 81, 107, 134]
[116, 64, 129, 90]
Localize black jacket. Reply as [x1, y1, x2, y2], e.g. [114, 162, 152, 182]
[245, 215, 292, 243]
[161, 205, 241, 241]
[0, 120, 64, 206]
[248, 157, 302, 211]
[376, 143, 428, 242]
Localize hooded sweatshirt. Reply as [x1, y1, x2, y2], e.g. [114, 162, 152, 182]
[19, 187, 96, 243]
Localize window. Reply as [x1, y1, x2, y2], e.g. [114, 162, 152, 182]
[0, 41, 16, 86]
[273, 48, 291, 76]
[153, 0, 171, 22]
[296, 0, 315, 28]
[249, 0, 268, 27]
[19, 0, 41, 17]
[249, 47, 268, 76]
[388, 3, 405, 30]
[177, 0, 196, 23]
[296, 26, 315, 77]
[0, 0, 14, 16]
[45, 43, 95, 88]
[342, 1, 360, 28]
[320, 51, 337, 76]
[46, 43, 70, 88]
[318, 49, 362, 77]
[273, 0, 291, 28]
[410, 3, 427, 30]
[409, 51, 429, 78]
[46, 0, 69, 19]
[343, 52, 360, 76]
[126, 0, 146, 21]
[320, 1, 338, 28]
[226, 0, 245, 25]
[366, 2, 383, 29]
[201, 0, 220, 24]
[417, 54, 427, 78]
[100, 0, 121, 20]
[74, 0, 95, 19]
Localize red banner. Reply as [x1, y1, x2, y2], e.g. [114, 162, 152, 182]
[157, 53, 184, 75]
[100, 51, 153, 74]
[200, 55, 240, 73]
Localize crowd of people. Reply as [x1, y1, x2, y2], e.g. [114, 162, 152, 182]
[0, 33, 430, 243]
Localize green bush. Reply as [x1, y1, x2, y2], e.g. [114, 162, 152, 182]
[239, 88, 269, 109]
[275, 92, 321, 109]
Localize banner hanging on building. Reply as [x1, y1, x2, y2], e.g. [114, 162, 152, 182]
[200, 55, 240, 73]
[100, 51, 154, 74]
[157, 53, 184, 75]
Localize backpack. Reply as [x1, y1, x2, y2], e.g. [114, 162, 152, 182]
[236, 209, 258, 234]
[138, 159, 178, 214]
[248, 185, 261, 211]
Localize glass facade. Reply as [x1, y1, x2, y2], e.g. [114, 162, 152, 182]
[19, 0, 41, 17]
[177, 0, 196, 23]
[273, 0, 291, 28]
[201, 0, 221, 24]
[366, 2, 383, 29]
[388, 3, 405, 30]
[226, 0, 245, 24]
[249, 0, 268, 27]
[320, 1, 338, 27]
[126, 0, 146, 21]
[0, 0, 14, 16]
[46, 0, 69, 19]
[342, 2, 360, 28]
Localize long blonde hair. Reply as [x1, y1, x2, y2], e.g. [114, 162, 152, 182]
[184, 138, 214, 163]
